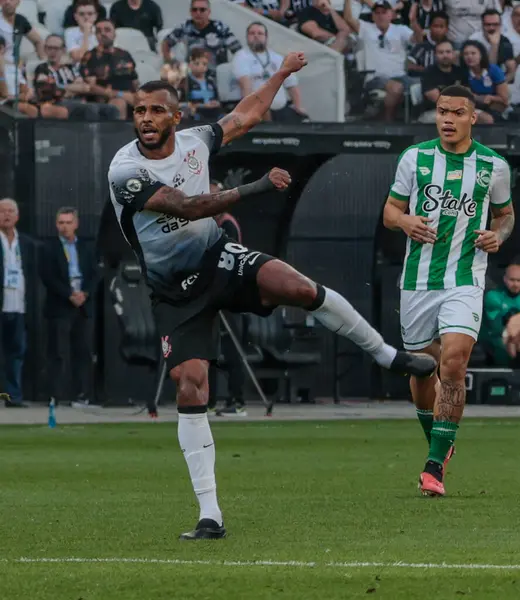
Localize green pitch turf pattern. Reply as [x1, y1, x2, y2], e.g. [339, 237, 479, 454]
[1, 419, 520, 599]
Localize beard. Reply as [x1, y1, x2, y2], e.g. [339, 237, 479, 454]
[250, 41, 266, 52]
[135, 127, 172, 150]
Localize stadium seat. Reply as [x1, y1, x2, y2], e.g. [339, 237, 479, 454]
[39, 0, 69, 35]
[109, 261, 159, 367]
[18, 0, 39, 25]
[132, 50, 162, 71]
[114, 28, 152, 54]
[245, 309, 321, 404]
[157, 28, 173, 46]
[136, 61, 158, 85]
[20, 24, 49, 63]
[216, 62, 241, 103]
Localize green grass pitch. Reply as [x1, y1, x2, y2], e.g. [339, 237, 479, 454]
[2, 419, 520, 599]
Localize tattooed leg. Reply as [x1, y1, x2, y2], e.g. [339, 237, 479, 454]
[434, 379, 466, 423]
[427, 334, 475, 469]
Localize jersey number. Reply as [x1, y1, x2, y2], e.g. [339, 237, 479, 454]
[218, 242, 248, 271]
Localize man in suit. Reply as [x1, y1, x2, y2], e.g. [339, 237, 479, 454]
[41, 207, 96, 406]
[0, 198, 37, 407]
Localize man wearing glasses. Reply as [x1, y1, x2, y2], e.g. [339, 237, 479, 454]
[343, 0, 420, 121]
[34, 33, 119, 120]
[161, 0, 241, 74]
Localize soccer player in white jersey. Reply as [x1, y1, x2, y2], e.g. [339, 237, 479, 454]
[383, 84, 515, 497]
[107, 53, 438, 540]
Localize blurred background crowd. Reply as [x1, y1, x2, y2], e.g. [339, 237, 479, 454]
[1, 0, 520, 124]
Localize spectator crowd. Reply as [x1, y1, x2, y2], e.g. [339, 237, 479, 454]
[1, 0, 520, 122]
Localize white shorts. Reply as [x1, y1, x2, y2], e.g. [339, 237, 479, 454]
[400, 286, 484, 351]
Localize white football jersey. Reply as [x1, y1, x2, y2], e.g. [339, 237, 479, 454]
[108, 124, 222, 292]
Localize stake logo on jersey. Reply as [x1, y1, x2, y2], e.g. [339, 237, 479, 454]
[390, 138, 511, 292]
[423, 184, 477, 218]
[107, 124, 223, 291]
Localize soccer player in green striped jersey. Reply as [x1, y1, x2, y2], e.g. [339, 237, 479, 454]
[383, 85, 515, 497]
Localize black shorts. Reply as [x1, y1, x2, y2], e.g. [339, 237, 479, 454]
[152, 234, 275, 369]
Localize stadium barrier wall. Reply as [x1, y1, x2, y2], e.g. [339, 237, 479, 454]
[1, 111, 519, 403]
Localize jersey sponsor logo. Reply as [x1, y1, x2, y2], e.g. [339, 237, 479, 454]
[172, 173, 185, 188]
[161, 335, 172, 358]
[238, 251, 261, 276]
[156, 214, 190, 233]
[184, 150, 203, 175]
[476, 169, 491, 187]
[472, 312, 479, 323]
[419, 166, 431, 176]
[423, 184, 476, 218]
[447, 170, 462, 181]
[181, 273, 199, 290]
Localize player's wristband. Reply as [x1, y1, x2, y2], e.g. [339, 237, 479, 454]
[236, 173, 276, 198]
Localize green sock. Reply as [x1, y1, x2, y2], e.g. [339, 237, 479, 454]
[428, 421, 458, 465]
[416, 408, 434, 444]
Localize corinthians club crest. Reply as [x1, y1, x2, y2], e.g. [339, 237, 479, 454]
[184, 150, 202, 175]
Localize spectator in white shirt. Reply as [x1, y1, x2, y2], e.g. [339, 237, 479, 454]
[469, 9, 516, 82]
[443, 0, 501, 47]
[0, 0, 44, 64]
[65, 0, 99, 63]
[344, 0, 418, 121]
[504, 4, 520, 104]
[232, 22, 308, 122]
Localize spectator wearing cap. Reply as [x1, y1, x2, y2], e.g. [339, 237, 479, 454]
[80, 19, 139, 120]
[407, 11, 449, 76]
[344, 0, 420, 121]
[109, 0, 163, 51]
[470, 9, 516, 82]
[162, 0, 241, 74]
[232, 22, 308, 122]
[298, 0, 352, 54]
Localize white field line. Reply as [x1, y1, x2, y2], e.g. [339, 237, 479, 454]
[1, 557, 520, 570]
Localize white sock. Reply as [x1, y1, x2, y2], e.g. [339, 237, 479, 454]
[177, 412, 223, 526]
[310, 287, 397, 368]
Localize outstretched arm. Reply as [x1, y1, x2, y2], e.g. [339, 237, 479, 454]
[113, 169, 291, 221]
[218, 52, 307, 145]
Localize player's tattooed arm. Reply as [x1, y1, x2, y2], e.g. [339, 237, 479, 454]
[143, 168, 291, 220]
[218, 52, 307, 145]
[491, 203, 515, 245]
[144, 186, 241, 220]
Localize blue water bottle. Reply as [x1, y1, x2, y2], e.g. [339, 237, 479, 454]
[48, 398, 56, 429]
